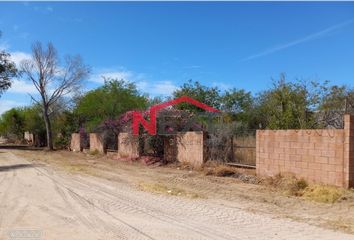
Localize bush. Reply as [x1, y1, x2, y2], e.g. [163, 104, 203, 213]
[266, 174, 308, 196]
[303, 185, 344, 203]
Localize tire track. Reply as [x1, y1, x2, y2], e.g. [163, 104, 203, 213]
[38, 167, 239, 240]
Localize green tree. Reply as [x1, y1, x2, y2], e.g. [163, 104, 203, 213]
[221, 88, 254, 126]
[22, 105, 46, 141]
[173, 80, 221, 112]
[0, 31, 17, 97]
[52, 110, 81, 148]
[254, 74, 317, 129]
[75, 78, 148, 131]
[0, 108, 25, 139]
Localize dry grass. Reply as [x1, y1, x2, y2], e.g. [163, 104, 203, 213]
[204, 164, 239, 177]
[265, 174, 347, 203]
[138, 182, 204, 199]
[303, 185, 344, 203]
[88, 149, 100, 156]
[327, 219, 354, 233]
[265, 174, 308, 196]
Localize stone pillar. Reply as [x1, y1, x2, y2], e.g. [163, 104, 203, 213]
[344, 115, 354, 188]
[70, 133, 81, 152]
[118, 133, 140, 159]
[90, 133, 106, 154]
[177, 131, 205, 167]
[163, 136, 177, 163]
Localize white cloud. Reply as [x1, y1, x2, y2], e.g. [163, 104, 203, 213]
[90, 68, 178, 96]
[0, 100, 27, 114]
[90, 70, 134, 83]
[212, 82, 231, 91]
[136, 80, 178, 96]
[149, 81, 178, 96]
[33, 6, 54, 14]
[8, 79, 37, 94]
[10, 51, 31, 66]
[242, 19, 354, 61]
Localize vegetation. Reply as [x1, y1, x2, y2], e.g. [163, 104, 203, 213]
[20, 42, 90, 150]
[1, 72, 354, 148]
[0, 31, 17, 97]
[75, 78, 148, 131]
[1, 32, 354, 149]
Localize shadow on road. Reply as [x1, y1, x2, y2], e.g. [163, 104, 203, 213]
[0, 145, 44, 151]
[0, 163, 43, 172]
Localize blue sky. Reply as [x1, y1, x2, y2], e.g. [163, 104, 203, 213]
[0, 2, 354, 113]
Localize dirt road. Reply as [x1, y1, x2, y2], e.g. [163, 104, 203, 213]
[0, 149, 353, 240]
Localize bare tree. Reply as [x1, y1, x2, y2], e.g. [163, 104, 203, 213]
[20, 42, 90, 150]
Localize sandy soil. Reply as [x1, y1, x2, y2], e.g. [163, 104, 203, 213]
[1, 148, 354, 240]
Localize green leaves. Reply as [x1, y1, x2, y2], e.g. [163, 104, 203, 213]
[74, 78, 148, 131]
[0, 50, 17, 97]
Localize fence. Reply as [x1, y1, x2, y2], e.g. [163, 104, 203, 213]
[256, 115, 354, 188]
[205, 129, 256, 166]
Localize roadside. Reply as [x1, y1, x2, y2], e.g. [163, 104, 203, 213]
[7, 148, 354, 236]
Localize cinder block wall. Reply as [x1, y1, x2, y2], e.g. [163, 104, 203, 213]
[117, 133, 140, 159]
[176, 131, 205, 167]
[256, 115, 354, 188]
[89, 133, 106, 154]
[344, 115, 354, 188]
[70, 133, 81, 152]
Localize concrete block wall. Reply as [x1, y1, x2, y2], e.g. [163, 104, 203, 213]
[90, 133, 106, 154]
[256, 115, 354, 188]
[117, 133, 140, 159]
[176, 131, 205, 168]
[163, 136, 177, 163]
[344, 115, 354, 188]
[24, 131, 34, 145]
[70, 133, 81, 152]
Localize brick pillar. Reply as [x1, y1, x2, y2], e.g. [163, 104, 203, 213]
[176, 131, 205, 167]
[344, 115, 354, 188]
[117, 133, 140, 159]
[70, 133, 81, 152]
[89, 133, 106, 154]
[163, 136, 177, 163]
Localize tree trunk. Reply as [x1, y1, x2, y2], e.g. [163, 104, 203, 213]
[43, 107, 54, 150]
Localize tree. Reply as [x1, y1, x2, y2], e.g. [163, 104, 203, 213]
[0, 31, 17, 97]
[316, 85, 354, 128]
[221, 88, 254, 127]
[253, 74, 317, 129]
[173, 80, 221, 112]
[22, 105, 47, 146]
[0, 108, 25, 140]
[20, 42, 90, 150]
[75, 78, 148, 131]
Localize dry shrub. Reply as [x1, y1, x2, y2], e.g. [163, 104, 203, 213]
[88, 149, 100, 156]
[205, 165, 238, 177]
[303, 185, 344, 203]
[202, 161, 258, 183]
[266, 174, 345, 203]
[266, 174, 308, 196]
[138, 182, 203, 199]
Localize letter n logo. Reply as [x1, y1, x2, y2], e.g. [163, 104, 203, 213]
[132, 111, 157, 135]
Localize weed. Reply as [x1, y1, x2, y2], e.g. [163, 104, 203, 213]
[303, 185, 344, 203]
[89, 149, 100, 156]
[138, 182, 204, 199]
[266, 174, 308, 196]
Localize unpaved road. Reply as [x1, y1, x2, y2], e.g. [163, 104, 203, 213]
[0, 150, 354, 240]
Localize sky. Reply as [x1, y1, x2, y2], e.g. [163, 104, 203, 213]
[0, 2, 354, 113]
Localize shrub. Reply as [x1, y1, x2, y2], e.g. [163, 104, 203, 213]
[303, 185, 344, 203]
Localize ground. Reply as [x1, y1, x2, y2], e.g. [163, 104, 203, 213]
[1, 148, 354, 240]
